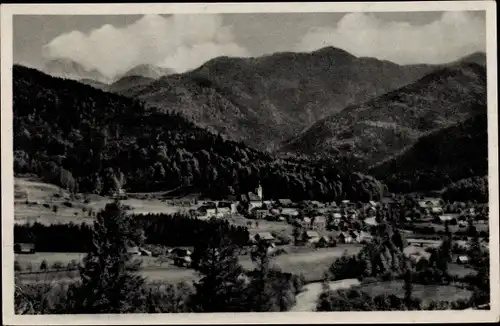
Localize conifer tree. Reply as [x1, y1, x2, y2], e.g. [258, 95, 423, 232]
[190, 220, 247, 312]
[64, 201, 146, 313]
[247, 242, 276, 311]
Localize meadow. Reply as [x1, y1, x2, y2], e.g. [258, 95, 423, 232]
[356, 280, 473, 305]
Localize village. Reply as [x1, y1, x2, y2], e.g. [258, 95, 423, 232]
[118, 183, 489, 270]
[13, 177, 489, 313]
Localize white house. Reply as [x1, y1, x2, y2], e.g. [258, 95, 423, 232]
[456, 255, 469, 265]
[338, 232, 353, 244]
[304, 231, 320, 244]
[281, 208, 299, 217]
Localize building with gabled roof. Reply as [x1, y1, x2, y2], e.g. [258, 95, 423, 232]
[303, 230, 320, 244]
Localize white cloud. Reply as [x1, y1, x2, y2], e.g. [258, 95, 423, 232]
[42, 14, 250, 78]
[295, 11, 486, 64]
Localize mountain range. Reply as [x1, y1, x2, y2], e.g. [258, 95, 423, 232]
[27, 48, 488, 193]
[105, 47, 440, 151]
[43, 59, 174, 86]
[281, 61, 487, 166]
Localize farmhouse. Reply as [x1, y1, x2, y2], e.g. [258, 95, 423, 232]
[317, 235, 332, 247]
[364, 216, 378, 227]
[127, 246, 141, 256]
[404, 246, 432, 266]
[254, 232, 275, 245]
[299, 216, 312, 229]
[456, 255, 470, 265]
[262, 200, 274, 209]
[419, 198, 443, 214]
[310, 200, 326, 208]
[303, 230, 320, 244]
[332, 212, 342, 224]
[174, 256, 192, 267]
[251, 207, 269, 219]
[14, 243, 35, 254]
[438, 214, 459, 223]
[276, 198, 293, 207]
[355, 231, 373, 244]
[311, 215, 327, 231]
[340, 200, 352, 208]
[338, 232, 353, 244]
[197, 206, 217, 218]
[217, 201, 233, 216]
[139, 248, 152, 256]
[407, 238, 442, 248]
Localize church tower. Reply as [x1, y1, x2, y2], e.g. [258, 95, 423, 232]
[257, 183, 263, 201]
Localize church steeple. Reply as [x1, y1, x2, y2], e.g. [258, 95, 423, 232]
[257, 183, 263, 201]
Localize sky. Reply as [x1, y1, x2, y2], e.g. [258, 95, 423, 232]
[13, 11, 486, 79]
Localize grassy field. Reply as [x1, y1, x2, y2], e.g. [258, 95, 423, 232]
[357, 280, 473, 305]
[16, 244, 362, 284]
[16, 265, 199, 285]
[14, 178, 184, 225]
[411, 222, 489, 234]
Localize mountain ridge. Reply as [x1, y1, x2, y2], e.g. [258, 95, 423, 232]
[280, 61, 487, 166]
[113, 46, 439, 150]
[369, 112, 488, 193]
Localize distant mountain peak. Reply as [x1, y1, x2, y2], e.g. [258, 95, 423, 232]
[311, 46, 357, 59]
[121, 64, 175, 80]
[43, 58, 112, 84]
[456, 51, 486, 66]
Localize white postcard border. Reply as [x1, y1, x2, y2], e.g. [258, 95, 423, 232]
[1, 2, 498, 325]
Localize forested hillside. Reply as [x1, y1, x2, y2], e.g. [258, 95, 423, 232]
[370, 113, 488, 193]
[282, 62, 486, 166]
[112, 46, 435, 150]
[13, 65, 384, 201]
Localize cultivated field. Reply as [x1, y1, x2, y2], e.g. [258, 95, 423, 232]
[357, 280, 473, 305]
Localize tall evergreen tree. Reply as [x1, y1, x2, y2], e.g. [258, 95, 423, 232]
[468, 230, 490, 306]
[247, 242, 276, 311]
[190, 220, 247, 312]
[64, 201, 146, 313]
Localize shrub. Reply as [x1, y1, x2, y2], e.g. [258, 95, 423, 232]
[14, 261, 22, 272]
[51, 261, 64, 271]
[63, 201, 73, 208]
[39, 260, 48, 271]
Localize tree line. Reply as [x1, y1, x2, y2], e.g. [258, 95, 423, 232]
[14, 212, 249, 252]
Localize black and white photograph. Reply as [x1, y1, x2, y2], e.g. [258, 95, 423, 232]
[1, 2, 498, 324]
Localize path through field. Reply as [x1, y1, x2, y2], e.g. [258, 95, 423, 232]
[291, 279, 360, 312]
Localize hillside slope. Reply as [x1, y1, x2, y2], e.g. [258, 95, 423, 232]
[369, 113, 488, 193]
[112, 47, 436, 150]
[281, 62, 487, 166]
[13, 65, 384, 202]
